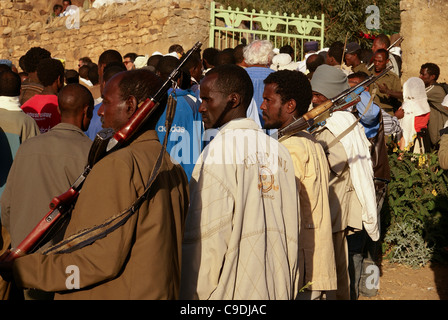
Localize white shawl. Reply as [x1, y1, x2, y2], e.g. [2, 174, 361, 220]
[325, 111, 379, 241]
[0, 96, 22, 111]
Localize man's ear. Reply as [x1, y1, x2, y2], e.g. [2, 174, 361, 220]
[126, 95, 138, 116]
[286, 99, 297, 114]
[228, 93, 241, 109]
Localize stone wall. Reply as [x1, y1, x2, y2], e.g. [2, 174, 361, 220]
[2, 0, 448, 83]
[400, 0, 448, 83]
[0, 0, 212, 70]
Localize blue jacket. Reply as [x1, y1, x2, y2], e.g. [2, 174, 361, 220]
[156, 88, 204, 181]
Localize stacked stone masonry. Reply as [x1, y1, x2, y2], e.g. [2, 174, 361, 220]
[1, 0, 447, 84]
[0, 0, 211, 70]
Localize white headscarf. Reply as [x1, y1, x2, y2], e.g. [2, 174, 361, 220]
[399, 77, 430, 148]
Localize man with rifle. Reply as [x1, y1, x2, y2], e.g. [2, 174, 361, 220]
[310, 64, 379, 300]
[260, 70, 337, 300]
[0, 69, 190, 300]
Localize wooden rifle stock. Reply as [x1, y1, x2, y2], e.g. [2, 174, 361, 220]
[276, 66, 392, 140]
[0, 42, 202, 262]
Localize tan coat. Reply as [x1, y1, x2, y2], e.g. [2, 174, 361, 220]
[12, 130, 189, 299]
[281, 132, 337, 292]
[1, 123, 92, 250]
[427, 84, 448, 146]
[438, 132, 448, 170]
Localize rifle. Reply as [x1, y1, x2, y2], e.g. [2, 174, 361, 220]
[276, 65, 392, 141]
[0, 41, 203, 263]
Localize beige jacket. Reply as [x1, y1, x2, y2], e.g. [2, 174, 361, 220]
[180, 118, 300, 300]
[281, 132, 337, 291]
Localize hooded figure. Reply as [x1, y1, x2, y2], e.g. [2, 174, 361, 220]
[399, 77, 430, 151]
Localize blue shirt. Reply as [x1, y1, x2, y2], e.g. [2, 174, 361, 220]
[245, 66, 275, 126]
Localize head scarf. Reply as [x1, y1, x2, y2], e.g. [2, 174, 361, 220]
[399, 77, 430, 148]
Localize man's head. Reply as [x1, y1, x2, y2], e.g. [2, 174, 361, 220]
[243, 40, 274, 66]
[99, 69, 166, 132]
[233, 44, 246, 67]
[123, 52, 138, 71]
[344, 42, 362, 67]
[98, 49, 123, 82]
[0, 69, 21, 97]
[202, 47, 220, 70]
[65, 69, 79, 84]
[78, 56, 92, 69]
[372, 49, 389, 74]
[326, 41, 344, 66]
[347, 71, 369, 90]
[37, 58, 65, 90]
[310, 64, 349, 107]
[53, 4, 63, 16]
[199, 64, 253, 129]
[168, 44, 184, 59]
[306, 54, 324, 73]
[100, 61, 126, 93]
[88, 63, 99, 85]
[372, 34, 390, 54]
[58, 83, 94, 131]
[419, 62, 440, 87]
[79, 65, 90, 80]
[62, 0, 71, 11]
[215, 48, 236, 66]
[180, 50, 203, 83]
[155, 56, 180, 81]
[261, 70, 312, 130]
[23, 47, 51, 74]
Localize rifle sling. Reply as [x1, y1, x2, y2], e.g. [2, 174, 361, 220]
[324, 89, 377, 152]
[43, 94, 178, 255]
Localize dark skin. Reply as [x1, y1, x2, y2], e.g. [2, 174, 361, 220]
[419, 68, 437, 87]
[260, 83, 297, 130]
[373, 51, 403, 101]
[199, 73, 246, 130]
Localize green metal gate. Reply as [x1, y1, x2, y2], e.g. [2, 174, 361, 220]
[209, 1, 325, 61]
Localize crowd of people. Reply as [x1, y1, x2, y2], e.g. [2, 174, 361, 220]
[0, 30, 447, 301]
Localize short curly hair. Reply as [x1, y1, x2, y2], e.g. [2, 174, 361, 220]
[37, 58, 65, 87]
[264, 70, 312, 118]
[23, 47, 51, 73]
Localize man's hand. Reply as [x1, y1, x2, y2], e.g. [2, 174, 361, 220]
[395, 107, 404, 119]
[378, 83, 390, 95]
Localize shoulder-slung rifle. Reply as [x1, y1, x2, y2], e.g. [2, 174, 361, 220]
[276, 65, 393, 141]
[0, 42, 203, 262]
